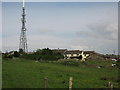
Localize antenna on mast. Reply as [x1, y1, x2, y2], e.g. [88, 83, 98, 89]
[23, 0, 25, 7]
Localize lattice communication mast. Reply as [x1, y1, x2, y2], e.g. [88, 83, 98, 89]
[19, 0, 28, 52]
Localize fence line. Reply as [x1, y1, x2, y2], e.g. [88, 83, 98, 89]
[43, 77, 113, 89]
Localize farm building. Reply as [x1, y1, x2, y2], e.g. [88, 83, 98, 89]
[64, 50, 82, 59]
[64, 50, 95, 61]
[52, 49, 95, 61]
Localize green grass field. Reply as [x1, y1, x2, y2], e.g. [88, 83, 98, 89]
[2, 58, 119, 88]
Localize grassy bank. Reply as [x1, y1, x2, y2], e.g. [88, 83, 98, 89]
[2, 58, 119, 88]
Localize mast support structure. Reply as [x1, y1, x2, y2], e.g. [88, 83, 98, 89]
[19, 1, 28, 52]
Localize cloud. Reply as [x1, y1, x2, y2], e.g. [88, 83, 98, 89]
[3, 0, 119, 2]
[2, 35, 19, 52]
[27, 34, 96, 51]
[27, 34, 73, 51]
[2, 26, 118, 54]
[76, 21, 118, 40]
[106, 24, 118, 40]
[2, 2, 118, 54]
[28, 27, 55, 35]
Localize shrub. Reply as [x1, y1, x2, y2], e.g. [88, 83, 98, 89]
[20, 53, 38, 60]
[20, 48, 64, 61]
[60, 60, 80, 66]
[3, 53, 13, 59]
[13, 51, 20, 57]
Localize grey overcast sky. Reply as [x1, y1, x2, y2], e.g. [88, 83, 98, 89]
[1, 1, 118, 54]
[2, 0, 119, 2]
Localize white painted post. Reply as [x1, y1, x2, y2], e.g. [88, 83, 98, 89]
[44, 77, 48, 89]
[108, 81, 113, 90]
[69, 77, 73, 90]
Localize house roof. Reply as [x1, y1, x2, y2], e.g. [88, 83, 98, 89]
[52, 49, 96, 55]
[64, 50, 82, 54]
[52, 49, 67, 54]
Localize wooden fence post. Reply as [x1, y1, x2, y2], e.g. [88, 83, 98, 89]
[69, 77, 73, 90]
[108, 81, 113, 90]
[44, 77, 48, 89]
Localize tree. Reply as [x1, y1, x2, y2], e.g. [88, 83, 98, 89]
[13, 51, 20, 57]
[19, 48, 23, 53]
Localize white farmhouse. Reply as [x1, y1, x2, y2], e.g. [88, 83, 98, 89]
[52, 48, 95, 61]
[64, 50, 95, 61]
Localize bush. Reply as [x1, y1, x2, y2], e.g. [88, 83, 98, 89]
[20, 48, 64, 61]
[3, 51, 20, 59]
[60, 60, 80, 66]
[13, 51, 20, 57]
[3, 53, 13, 59]
[20, 53, 38, 60]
